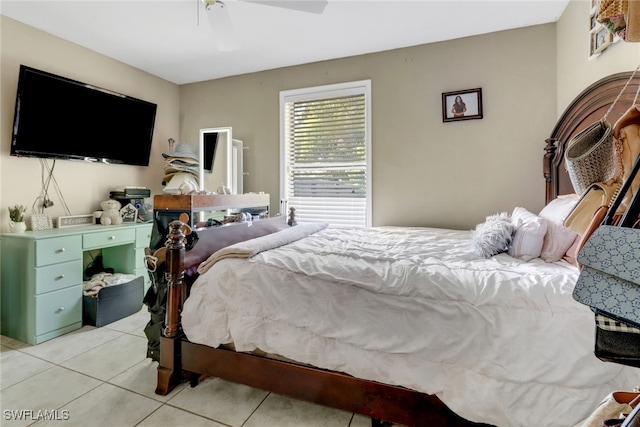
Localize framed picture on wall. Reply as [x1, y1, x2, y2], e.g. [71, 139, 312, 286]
[591, 26, 613, 56]
[442, 88, 483, 122]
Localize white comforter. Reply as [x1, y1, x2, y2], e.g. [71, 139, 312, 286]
[182, 225, 638, 427]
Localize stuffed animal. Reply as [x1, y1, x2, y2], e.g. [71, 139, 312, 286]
[98, 199, 123, 226]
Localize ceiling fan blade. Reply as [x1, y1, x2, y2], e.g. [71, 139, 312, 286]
[205, 1, 240, 51]
[242, 0, 327, 14]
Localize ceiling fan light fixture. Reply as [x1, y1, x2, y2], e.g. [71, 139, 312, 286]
[199, 0, 327, 53]
[202, 0, 241, 52]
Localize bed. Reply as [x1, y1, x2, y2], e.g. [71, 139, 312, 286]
[152, 72, 640, 427]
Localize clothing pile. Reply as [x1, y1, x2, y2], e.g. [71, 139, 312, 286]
[83, 272, 138, 297]
[162, 141, 199, 194]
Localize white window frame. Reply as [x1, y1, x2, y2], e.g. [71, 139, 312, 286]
[279, 80, 372, 227]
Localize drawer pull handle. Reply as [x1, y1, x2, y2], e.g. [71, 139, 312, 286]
[56, 248, 66, 253]
[109, 236, 116, 240]
[55, 275, 65, 281]
[55, 307, 65, 313]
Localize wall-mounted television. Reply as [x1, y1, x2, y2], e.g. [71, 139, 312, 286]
[11, 65, 157, 166]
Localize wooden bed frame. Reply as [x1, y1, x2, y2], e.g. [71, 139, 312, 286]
[154, 71, 640, 427]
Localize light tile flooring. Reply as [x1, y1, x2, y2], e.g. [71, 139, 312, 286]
[1, 308, 373, 427]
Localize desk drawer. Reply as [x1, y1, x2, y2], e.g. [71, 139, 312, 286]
[136, 225, 152, 248]
[83, 229, 135, 250]
[35, 285, 82, 336]
[35, 236, 82, 267]
[35, 260, 83, 295]
[135, 248, 150, 270]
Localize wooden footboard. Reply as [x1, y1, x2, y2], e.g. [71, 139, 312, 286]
[180, 341, 490, 427]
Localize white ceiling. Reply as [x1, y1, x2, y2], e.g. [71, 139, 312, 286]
[1, 0, 570, 85]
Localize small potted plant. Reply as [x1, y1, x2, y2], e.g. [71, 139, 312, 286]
[8, 205, 27, 233]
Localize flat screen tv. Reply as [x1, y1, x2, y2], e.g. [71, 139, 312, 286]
[11, 65, 157, 166]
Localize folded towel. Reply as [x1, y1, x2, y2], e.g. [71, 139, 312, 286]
[197, 222, 328, 275]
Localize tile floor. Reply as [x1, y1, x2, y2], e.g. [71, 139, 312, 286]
[1, 308, 373, 427]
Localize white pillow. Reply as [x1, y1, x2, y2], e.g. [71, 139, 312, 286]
[539, 221, 578, 262]
[508, 207, 548, 261]
[469, 212, 513, 258]
[538, 194, 580, 223]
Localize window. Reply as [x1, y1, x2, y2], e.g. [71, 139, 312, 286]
[280, 80, 371, 227]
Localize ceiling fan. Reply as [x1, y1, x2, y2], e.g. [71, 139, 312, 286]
[201, 0, 328, 52]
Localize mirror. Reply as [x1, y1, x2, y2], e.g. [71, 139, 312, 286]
[199, 127, 232, 193]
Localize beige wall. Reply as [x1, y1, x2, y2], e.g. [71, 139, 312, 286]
[181, 24, 558, 229]
[0, 16, 179, 232]
[556, 0, 640, 114]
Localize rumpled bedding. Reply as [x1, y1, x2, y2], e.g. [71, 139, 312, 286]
[182, 225, 639, 427]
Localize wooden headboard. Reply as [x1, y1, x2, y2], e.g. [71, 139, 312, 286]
[544, 71, 640, 203]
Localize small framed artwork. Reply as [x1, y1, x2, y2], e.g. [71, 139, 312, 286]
[591, 26, 613, 56]
[120, 203, 138, 223]
[31, 214, 53, 231]
[442, 88, 483, 122]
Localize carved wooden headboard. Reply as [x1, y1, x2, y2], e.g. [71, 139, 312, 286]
[544, 71, 640, 203]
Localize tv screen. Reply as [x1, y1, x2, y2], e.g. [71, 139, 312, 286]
[11, 65, 157, 166]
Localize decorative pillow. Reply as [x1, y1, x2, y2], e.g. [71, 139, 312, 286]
[470, 212, 513, 258]
[538, 194, 580, 224]
[538, 195, 580, 263]
[508, 207, 548, 261]
[539, 221, 579, 263]
[563, 235, 580, 266]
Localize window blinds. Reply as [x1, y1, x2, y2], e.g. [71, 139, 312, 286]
[283, 91, 369, 227]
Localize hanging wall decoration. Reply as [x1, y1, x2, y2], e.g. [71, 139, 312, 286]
[442, 88, 483, 122]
